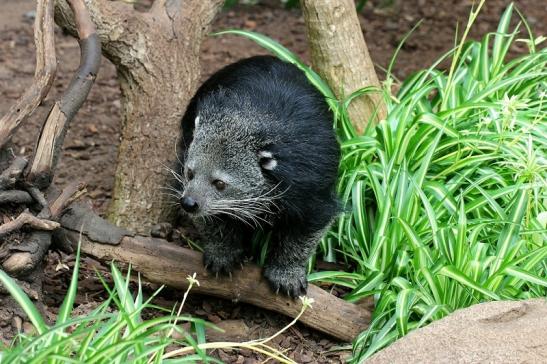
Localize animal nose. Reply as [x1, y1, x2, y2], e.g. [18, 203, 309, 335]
[180, 196, 199, 213]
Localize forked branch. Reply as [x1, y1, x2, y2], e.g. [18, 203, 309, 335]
[28, 0, 101, 189]
[0, 0, 56, 149]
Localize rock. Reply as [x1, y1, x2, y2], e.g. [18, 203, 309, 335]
[22, 321, 35, 335]
[367, 299, 547, 363]
[207, 319, 250, 342]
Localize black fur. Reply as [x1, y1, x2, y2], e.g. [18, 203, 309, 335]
[177, 56, 340, 297]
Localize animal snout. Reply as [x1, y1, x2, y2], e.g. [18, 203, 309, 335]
[180, 196, 199, 213]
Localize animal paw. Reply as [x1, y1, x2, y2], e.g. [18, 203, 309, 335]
[263, 264, 308, 298]
[203, 249, 244, 276]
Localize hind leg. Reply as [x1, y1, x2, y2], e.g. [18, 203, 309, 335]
[263, 228, 327, 298]
[193, 219, 246, 276]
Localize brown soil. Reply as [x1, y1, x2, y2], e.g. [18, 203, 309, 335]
[0, 0, 545, 362]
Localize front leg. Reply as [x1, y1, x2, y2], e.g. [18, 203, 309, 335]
[263, 227, 327, 298]
[193, 218, 246, 276]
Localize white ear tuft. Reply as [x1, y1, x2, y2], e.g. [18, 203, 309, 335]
[259, 151, 273, 159]
[194, 115, 200, 128]
[262, 158, 277, 170]
[259, 150, 277, 170]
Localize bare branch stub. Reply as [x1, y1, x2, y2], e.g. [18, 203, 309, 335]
[0, 0, 56, 149]
[0, 157, 28, 191]
[48, 181, 86, 218]
[1, 231, 53, 275]
[28, 0, 101, 189]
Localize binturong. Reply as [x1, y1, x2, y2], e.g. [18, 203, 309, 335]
[174, 55, 340, 298]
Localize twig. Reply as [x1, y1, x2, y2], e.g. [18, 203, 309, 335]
[26, 186, 49, 210]
[49, 181, 86, 218]
[0, 157, 28, 190]
[0, 212, 59, 239]
[28, 0, 101, 188]
[0, 0, 56, 149]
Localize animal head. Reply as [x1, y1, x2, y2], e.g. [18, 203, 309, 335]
[176, 91, 282, 226]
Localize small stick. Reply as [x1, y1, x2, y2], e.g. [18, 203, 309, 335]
[26, 186, 49, 210]
[49, 181, 86, 218]
[0, 157, 28, 191]
[0, 211, 59, 238]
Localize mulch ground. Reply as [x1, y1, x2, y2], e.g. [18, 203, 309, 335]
[0, 0, 544, 362]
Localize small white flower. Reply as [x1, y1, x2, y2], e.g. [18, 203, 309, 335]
[186, 272, 200, 286]
[499, 94, 528, 116]
[479, 115, 493, 126]
[299, 296, 315, 309]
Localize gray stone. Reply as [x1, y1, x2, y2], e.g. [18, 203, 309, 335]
[367, 299, 547, 364]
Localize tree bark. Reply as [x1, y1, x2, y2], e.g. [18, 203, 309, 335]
[54, 0, 224, 233]
[301, 0, 386, 134]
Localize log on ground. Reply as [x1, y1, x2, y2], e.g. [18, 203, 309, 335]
[57, 214, 370, 342]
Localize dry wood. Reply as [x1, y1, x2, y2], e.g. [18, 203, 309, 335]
[0, 157, 28, 191]
[1, 232, 52, 275]
[55, 0, 224, 233]
[301, 0, 387, 134]
[28, 0, 101, 189]
[0, 183, 86, 275]
[48, 181, 86, 218]
[0, 212, 59, 239]
[0, 191, 33, 205]
[0, 0, 56, 149]
[56, 207, 370, 342]
[25, 186, 49, 211]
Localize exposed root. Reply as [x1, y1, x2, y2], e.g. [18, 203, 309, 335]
[0, 212, 59, 239]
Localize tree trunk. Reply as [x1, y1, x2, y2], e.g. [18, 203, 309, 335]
[54, 0, 223, 233]
[300, 0, 387, 134]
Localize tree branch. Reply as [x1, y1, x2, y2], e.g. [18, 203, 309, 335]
[0, 0, 56, 149]
[28, 0, 101, 189]
[49, 181, 86, 218]
[55, 207, 370, 342]
[0, 212, 59, 239]
[0, 157, 28, 191]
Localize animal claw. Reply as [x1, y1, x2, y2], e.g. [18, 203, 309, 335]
[228, 271, 233, 281]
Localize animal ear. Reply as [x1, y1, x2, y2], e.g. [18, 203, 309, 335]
[258, 150, 277, 171]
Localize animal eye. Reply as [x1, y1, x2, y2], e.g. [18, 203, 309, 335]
[187, 168, 194, 180]
[213, 180, 226, 191]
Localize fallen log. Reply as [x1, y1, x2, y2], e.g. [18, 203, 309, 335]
[55, 207, 371, 342]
